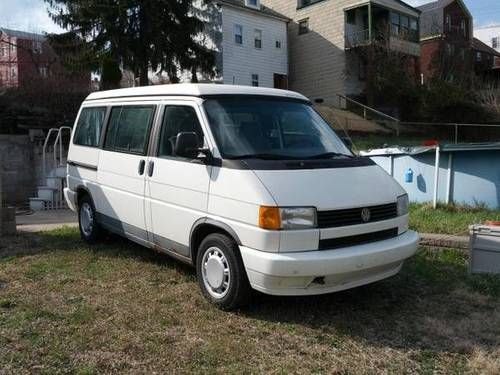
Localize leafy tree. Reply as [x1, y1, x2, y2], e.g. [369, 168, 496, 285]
[44, 0, 216, 86]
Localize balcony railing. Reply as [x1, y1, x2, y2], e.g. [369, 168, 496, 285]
[345, 28, 420, 56]
[345, 29, 370, 49]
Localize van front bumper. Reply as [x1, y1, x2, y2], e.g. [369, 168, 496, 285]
[239, 230, 419, 296]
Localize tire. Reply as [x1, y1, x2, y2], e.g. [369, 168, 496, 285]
[196, 233, 251, 310]
[78, 194, 101, 244]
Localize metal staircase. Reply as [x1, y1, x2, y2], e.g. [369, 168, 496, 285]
[29, 127, 72, 211]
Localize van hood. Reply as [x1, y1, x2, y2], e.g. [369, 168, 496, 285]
[253, 165, 405, 210]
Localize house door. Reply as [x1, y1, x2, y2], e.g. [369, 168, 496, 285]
[274, 74, 288, 89]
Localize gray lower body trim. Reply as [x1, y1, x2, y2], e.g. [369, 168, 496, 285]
[96, 212, 192, 265]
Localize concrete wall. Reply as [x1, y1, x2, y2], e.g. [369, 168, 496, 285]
[221, 5, 288, 87]
[0, 135, 36, 206]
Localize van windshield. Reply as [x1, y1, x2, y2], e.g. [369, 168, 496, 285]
[203, 97, 352, 160]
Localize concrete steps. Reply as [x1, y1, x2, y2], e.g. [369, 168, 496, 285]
[29, 171, 67, 211]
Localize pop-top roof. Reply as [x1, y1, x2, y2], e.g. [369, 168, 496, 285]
[85, 83, 309, 102]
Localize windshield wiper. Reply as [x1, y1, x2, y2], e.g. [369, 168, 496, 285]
[226, 153, 300, 160]
[304, 152, 354, 160]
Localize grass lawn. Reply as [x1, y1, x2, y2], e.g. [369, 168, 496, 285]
[1, 228, 500, 374]
[409, 203, 500, 236]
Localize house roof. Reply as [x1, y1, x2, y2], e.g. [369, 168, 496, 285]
[473, 37, 500, 57]
[387, 0, 422, 14]
[417, 0, 472, 38]
[0, 27, 45, 41]
[85, 83, 308, 102]
[216, 0, 290, 21]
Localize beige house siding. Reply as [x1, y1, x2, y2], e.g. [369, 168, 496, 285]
[261, 0, 368, 104]
[261, 0, 419, 104]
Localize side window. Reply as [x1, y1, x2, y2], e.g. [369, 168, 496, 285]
[158, 106, 204, 158]
[73, 107, 107, 147]
[104, 106, 155, 155]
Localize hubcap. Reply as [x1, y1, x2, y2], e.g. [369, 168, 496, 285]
[201, 247, 230, 299]
[80, 202, 94, 237]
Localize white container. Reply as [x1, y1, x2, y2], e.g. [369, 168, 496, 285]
[469, 225, 500, 274]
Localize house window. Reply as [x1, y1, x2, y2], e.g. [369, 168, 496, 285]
[33, 40, 42, 54]
[476, 52, 482, 62]
[254, 29, 262, 49]
[234, 24, 243, 44]
[298, 19, 309, 35]
[410, 18, 418, 41]
[298, 0, 323, 8]
[11, 67, 16, 78]
[445, 14, 451, 31]
[400, 15, 409, 36]
[245, 0, 259, 7]
[0, 47, 4, 57]
[39, 66, 48, 78]
[391, 12, 400, 36]
[10, 43, 15, 52]
[493, 37, 499, 49]
[346, 10, 356, 25]
[460, 20, 466, 37]
[275, 40, 282, 48]
[251, 74, 259, 87]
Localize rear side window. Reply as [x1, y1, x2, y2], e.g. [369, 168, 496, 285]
[104, 106, 155, 155]
[73, 107, 107, 147]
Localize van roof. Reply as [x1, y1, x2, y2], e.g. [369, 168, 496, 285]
[86, 83, 309, 102]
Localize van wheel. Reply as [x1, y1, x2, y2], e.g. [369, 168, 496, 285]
[78, 195, 100, 244]
[196, 233, 251, 310]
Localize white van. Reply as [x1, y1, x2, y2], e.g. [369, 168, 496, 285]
[64, 84, 418, 309]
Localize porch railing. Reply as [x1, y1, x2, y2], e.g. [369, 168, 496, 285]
[345, 29, 370, 49]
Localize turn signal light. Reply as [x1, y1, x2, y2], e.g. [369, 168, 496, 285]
[259, 206, 281, 230]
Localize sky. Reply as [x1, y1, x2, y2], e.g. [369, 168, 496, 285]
[0, 0, 499, 35]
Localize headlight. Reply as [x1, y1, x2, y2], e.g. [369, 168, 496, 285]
[397, 194, 409, 216]
[259, 206, 317, 230]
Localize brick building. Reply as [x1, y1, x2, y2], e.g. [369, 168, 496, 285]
[0, 27, 89, 91]
[418, 0, 473, 83]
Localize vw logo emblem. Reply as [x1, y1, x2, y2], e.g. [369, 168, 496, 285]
[361, 208, 371, 222]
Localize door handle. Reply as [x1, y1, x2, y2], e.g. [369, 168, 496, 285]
[138, 160, 145, 175]
[147, 161, 154, 177]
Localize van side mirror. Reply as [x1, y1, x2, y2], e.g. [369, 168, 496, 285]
[174, 132, 212, 163]
[175, 132, 199, 159]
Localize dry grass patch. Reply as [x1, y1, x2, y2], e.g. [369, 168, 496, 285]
[1, 228, 499, 374]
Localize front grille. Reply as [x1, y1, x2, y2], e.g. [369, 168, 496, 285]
[317, 203, 398, 228]
[318, 228, 399, 250]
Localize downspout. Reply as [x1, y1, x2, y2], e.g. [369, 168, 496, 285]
[445, 152, 453, 205]
[433, 145, 440, 209]
[368, 2, 372, 42]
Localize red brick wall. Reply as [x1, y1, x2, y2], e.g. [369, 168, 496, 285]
[0, 36, 19, 87]
[443, 1, 471, 42]
[420, 38, 441, 82]
[0, 34, 90, 91]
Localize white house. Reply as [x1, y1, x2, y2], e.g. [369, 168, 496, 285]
[189, 0, 289, 88]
